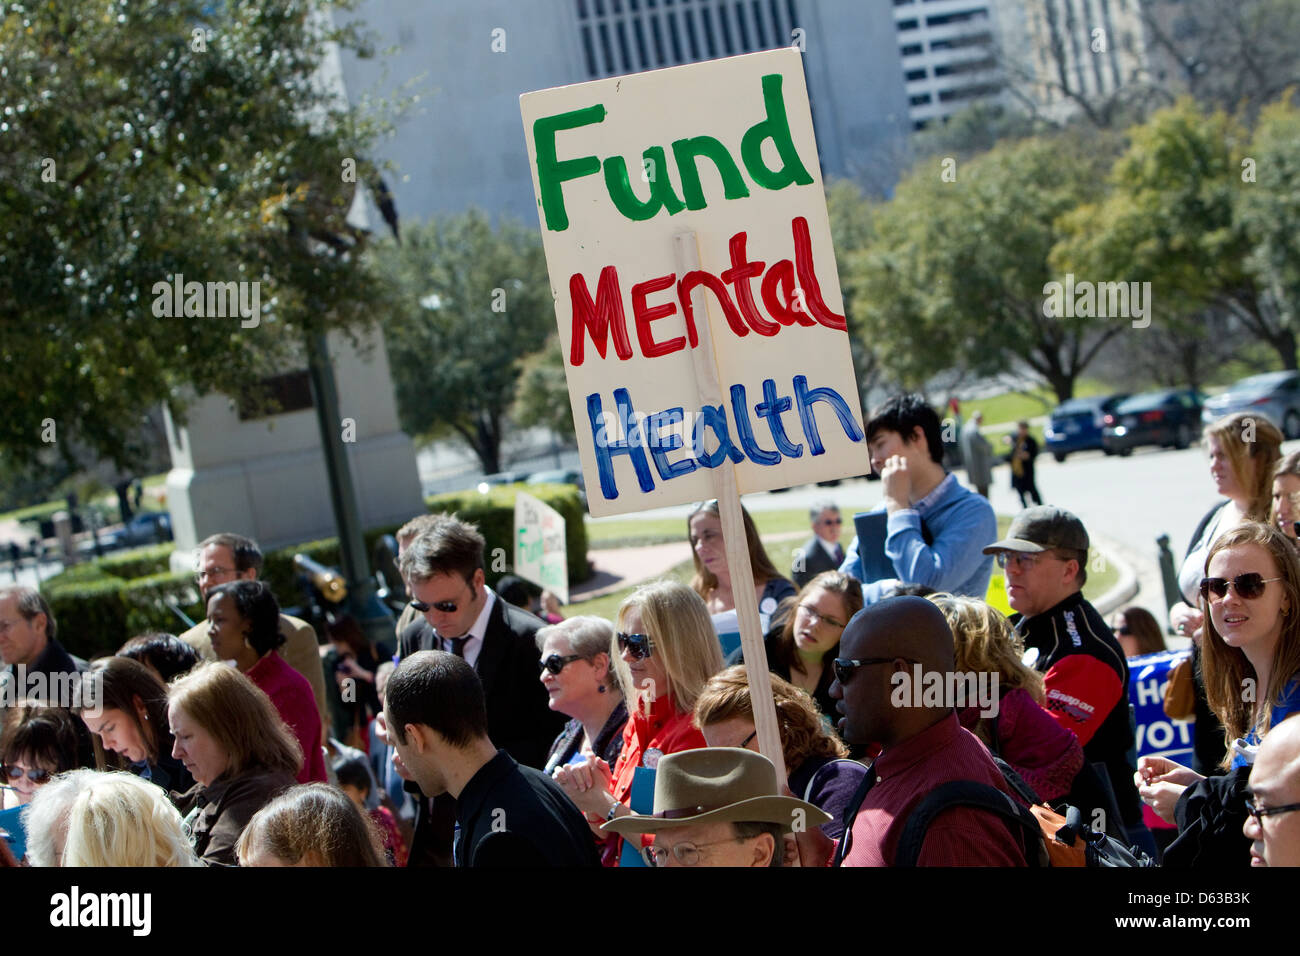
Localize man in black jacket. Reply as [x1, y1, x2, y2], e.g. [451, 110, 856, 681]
[791, 500, 844, 588]
[984, 506, 1151, 853]
[393, 515, 566, 864]
[385, 650, 598, 867]
[0, 586, 85, 701]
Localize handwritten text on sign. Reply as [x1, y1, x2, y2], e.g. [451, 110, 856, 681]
[514, 491, 569, 604]
[521, 50, 865, 516]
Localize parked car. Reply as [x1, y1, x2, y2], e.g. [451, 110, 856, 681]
[1044, 393, 1130, 462]
[1101, 389, 1204, 455]
[82, 511, 173, 554]
[1200, 370, 1300, 439]
[525, 468, 584, 490]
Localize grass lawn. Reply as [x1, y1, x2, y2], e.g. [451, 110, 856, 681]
[586, 508, 836, 549]
[965, 378, 1110, 429]
[568, 514, 1120, 620]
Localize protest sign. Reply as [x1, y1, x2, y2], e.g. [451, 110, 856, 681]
[520, 48, 866, 519]
[1128, 648, 1195, 765]
[522, 48, 864, 781]
[513, 491, 569, 604]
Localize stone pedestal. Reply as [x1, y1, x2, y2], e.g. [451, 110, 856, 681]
[164, 327, 424, 573]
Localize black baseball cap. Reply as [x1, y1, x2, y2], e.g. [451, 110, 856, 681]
[983, 506, 1089, 554]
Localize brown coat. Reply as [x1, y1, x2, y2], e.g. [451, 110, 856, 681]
[173, 768, 297, 866]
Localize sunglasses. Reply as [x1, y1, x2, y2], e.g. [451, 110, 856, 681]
[1199, 574, 1282, 601]
[616, 632, 654, 660]
[1116, 625, 1131, 635]
[820, 517, 843, 526]
[832, 656, 912, 684]
[1, 765, 51, 784]
[539, 654, 582, 675]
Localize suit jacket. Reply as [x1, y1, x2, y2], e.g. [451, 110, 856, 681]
[398, 594, 567, 865]
[792, 535, 841, 588]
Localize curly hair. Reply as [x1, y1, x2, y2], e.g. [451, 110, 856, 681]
[927, 593, 1044, 704]
[693, 665, 848, 773]
[1201, 521, 1300, 767]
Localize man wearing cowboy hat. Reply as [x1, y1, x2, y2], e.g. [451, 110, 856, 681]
[602, 748, 830, 867]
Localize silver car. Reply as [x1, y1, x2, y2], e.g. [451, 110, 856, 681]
[1201, 371, 1300, 439]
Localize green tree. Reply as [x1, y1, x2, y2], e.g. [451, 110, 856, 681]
[0, 0, 393, 471]
[845, 132, 1119, 401]
[1055, 98, 1297, 371]
[512, 337, 576, 447]
[379, 212, 553, 475]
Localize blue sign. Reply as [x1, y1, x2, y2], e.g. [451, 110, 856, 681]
[1128, 649, 1195, 764]
[618, 766, 657, 868]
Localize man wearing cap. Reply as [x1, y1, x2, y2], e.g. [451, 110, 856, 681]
[983, 506, 1146, 846]
[602, 748, 830, 867]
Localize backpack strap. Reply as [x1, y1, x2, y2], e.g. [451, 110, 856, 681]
[830, 759, 877, 868]
[895, 781, 1046, 867]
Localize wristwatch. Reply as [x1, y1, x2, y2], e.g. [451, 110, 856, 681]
[605, 801, 621, 822]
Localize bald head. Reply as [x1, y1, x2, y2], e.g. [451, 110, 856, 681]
[829, 596, 957, 749]
[848, 596, 955, 675]
[1245, 715, 1300, 867]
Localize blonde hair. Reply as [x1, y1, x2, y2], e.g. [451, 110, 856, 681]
[61, 772, 203, 867]
[694, 665, 848, 771]
[167, 662, 302, 780]
[1201, 521, 1300, 767]
[613, 579, 723, 715]
[927, 593, 1044, 703]
[1205, 412, 1283, 520]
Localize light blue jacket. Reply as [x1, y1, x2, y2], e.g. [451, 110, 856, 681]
[840, 473, 997, 604]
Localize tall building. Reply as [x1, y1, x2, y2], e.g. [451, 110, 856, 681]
[331, 0, 910, 223]
[891, 0, 1004, 130]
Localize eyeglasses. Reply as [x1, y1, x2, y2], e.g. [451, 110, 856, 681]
[616, 632, 654, 660]
[994, 551, 1068, 570]
[832, 656, 911, 684]
[194, 567, 236, 584]
[797, 603, 845, 629]
[641, 838, 748, 867]
[0, 764, 51, 784]
[539, 654, 582, 675]
[1199, 574, 1282, 601]
[819, 517, 843, 526]
[1244, 798, 1300, 826]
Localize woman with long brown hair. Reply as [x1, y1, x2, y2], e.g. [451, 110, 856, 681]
[688, 499, 795, 630]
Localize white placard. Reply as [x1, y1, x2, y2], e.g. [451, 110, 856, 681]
[521, 49, 866, 517]
[513, 491, 569, 604]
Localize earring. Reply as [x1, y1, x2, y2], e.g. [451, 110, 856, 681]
[597, 683, 607, 693]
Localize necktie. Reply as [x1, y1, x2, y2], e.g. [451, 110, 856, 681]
[447, 636, 469, 658]
[833, 544, 844, 565]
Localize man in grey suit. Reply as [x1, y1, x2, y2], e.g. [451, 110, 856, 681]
[792, 500, 844, 588]
[960, 411, 994, 498]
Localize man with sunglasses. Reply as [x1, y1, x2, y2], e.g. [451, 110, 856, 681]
[827, 596, 1027, 866]
[1244, 714, 1300, 866]
[983, 506, 1149, 852]
[392, 515, 566, 865]
[792, 500, 845, 588]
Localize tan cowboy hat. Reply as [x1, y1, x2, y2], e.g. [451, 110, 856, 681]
[602, 748, 832, 836]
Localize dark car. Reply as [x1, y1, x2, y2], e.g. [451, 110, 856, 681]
[82, 511, 173, 554]
[1044, 393, 1130, 462]
[1101, 389, 1204, 456]
[1200, 370, 1300, 439]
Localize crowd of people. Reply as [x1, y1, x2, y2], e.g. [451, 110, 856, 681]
[2, 394, 1299, 868]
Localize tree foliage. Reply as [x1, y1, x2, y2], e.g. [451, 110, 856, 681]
[378, 212, 553, 475]
[0, 0, 392, 470]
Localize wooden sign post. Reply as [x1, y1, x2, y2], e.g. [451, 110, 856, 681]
[521, 48, 866, 787]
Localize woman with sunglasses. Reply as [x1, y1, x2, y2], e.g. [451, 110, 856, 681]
[695, 665, 867, 840]
[1110, 606, 1168, 659]
[688, 499, 796, 632]
[727, 571, 862, 721]
[537, 616, 627, 775]
[1138, 522, 1300, 866]
[552, 580, 723, 866]
[205, 579, 326, 784]
[1, 703, 96, 809]
[75, 656, 194, 795]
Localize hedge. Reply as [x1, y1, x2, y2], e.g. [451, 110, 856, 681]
[39, 483, 592, 660]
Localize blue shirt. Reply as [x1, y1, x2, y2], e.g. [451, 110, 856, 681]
[840, 472, 997, 604]
[1232, 676, 1300, 769]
